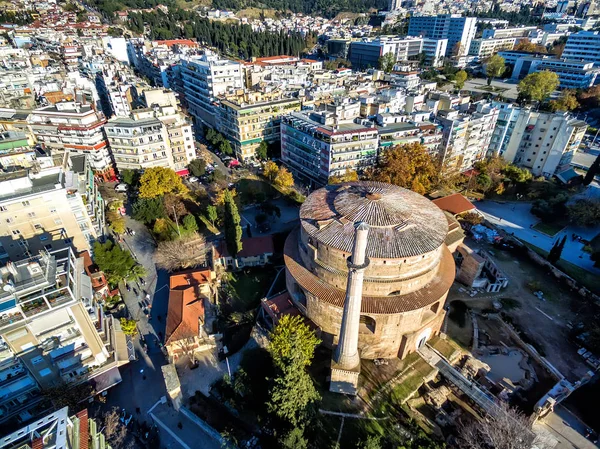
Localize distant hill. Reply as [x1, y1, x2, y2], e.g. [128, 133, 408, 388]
[211, 0, 388, 18]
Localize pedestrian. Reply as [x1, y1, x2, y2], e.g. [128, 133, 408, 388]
[499, 217, 502, 222]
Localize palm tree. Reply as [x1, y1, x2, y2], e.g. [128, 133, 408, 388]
[126, 264, 147, 282]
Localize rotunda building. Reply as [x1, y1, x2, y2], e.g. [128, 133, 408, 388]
[284, 181, 457, 360]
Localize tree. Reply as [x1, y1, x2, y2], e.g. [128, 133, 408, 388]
[567, 199, 600, 226]
[475, 173, 492, 192]
[121, 169, 138, 185]
[452, 41, 463, 57]
[485, 54, 505, 86]
[514, 38, 547, 53]
[132, 197, 165, 224]
[518, 71, 559, 103]
[547, 235, 567, 265]
[455, 70, 468, 90]
[103, 407, 128, 448]
[139, 167, 189, 198]
[93, 241, 137, 285]
[219, 139, 233, 156]
[358, 436, 382, 449]
[182, 214, 199, 233]
[280, 427, 308, 449]
[155, 234, 206, 271]
[329, 169, 359, 184]
[549, 89, 579, 112]
[459, 402, 549, 449]
[107, 211, 126, 234]
[378, 52, 396, 73]
[120, 318, 138, 336]
[502, 165, 533, 184]
[163, 193, 188, 221]
[206, 205, 218, 227]
[223, 189, 243, 257]
[127, 264, 147, 282]
[153, 218, 177, 241]
[267, 315, 320, 425]
[189, 158, 206, 177]
[584, 153, 600, 185]
[43, 382, 94, 411]
[263, 160, 279, 182]
[460, 212, 484, 225]
[365, 143, 438, 195]
[256, 141, 268, 160]
[274, 166, 294, 189]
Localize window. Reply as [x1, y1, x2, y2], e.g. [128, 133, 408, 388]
[49, 208, 57, 214]
[12, 230, 20, 235]
[64, 238, 72, 244]
[22, 201, 30, 206]
[6, 218, 13, 224]
[31, 355, 44, 365]
[38, 368, 52, 377]
[27, 212, 36, 218]
[34, 224, 42, 230]
[0, 206, 6, 212]
[39, 235, 48, 242]
[44, 244, 53, 250]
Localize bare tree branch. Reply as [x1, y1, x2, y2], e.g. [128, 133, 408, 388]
[154, 233, 206, 271]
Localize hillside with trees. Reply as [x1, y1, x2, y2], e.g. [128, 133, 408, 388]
[127, 9, 314, 58]
[211, 0, 388, 18]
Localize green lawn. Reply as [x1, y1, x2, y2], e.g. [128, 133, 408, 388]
[532, 221, 564, 236]
[229, 267, 278, 311]
[523, 242, 600, 292]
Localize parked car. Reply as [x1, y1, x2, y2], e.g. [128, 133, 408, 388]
[114, 183, 128, 193]
[188, 176, 199, 183]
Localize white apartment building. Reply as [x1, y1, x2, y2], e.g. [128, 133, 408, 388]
[488, 102, 522, 158]
[422, 38, 448, 67]
[468, 38, 516, 59]
[106, 103, 194, 173]
[408, 14, 477, 58]
[281, 110, 379, 186]
[437, 102, 499, 173]
[349, 36, 447, 69]
[482, 26, 538, 39]
[179, 51, 244, 130]
[562, 31, 600, 65]
[501, 110, 586, 177]
[0, 247, 130, 427]
[27, 102, 114, 181]
[0, 160, 103, 262]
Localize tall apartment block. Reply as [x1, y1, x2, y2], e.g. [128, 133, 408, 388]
[0, 407, 111, 449]
[281, 110, 379, 186]
[106, 105, 194, 174]
[27, 102, 114, 181]
[468, 37, 516, 60]
[179, 51, 244, 131]
[437, 102, 499, 173]
[0, 158, 104, 262]
[349, 36, 447, 69]
[0, 247, 130, 427]
[500, 110, 586, 177]
[217, 90, 301, 162]
[562, 31, 600, 65]
[407, 14, 477, 58]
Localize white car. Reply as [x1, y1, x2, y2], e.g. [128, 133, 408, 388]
[188, 176, 199, 183]
[114, 183, 128, 192]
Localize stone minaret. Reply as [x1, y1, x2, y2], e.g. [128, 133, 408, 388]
[330, 222, 370, 395]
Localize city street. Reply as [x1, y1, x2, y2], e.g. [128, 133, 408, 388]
[476, 200, 600, 274]
[93, 208, 223, 449]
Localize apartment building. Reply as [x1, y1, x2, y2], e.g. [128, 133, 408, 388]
[377, 121, 443, 154]
[407, 14, 477, 58]
[179, 52, 244, 130]
[437, 102, 499, 173]
[482, 26, 538, 39]
[106, 103, 193, 173]
[468, 37, 516, 59]
[0, 407, 110, 449]
[27, 101, 114, 181]
[562, 31, 600, 65]
[0, 247, 129, 427]
[281, 110, 379, 186]
[499, 51, 600, 89]
[0, 130, 36, 170]
[501, 110, 586, 177]
[217, 91, 301, 162]
[0, 160, 103, 262]
[488, 102, 522, 158]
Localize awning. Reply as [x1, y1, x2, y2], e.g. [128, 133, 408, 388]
[176, 169, 189, 176]
[88, 366, 122, 394]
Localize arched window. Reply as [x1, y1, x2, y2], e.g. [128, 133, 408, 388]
[359, 315, 376, 334]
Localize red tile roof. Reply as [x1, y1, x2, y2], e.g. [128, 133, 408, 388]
[165, 269, 209, 344]
[156, 39, 198, 47]
[432, 193, 476, 216]
[213, 236, 274, 259]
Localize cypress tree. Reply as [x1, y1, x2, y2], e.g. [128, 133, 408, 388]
[223, 189, 243, 257]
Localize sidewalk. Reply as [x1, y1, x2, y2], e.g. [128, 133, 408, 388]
[150, 403, 222, 449]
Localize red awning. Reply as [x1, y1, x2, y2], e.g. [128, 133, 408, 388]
[176, 169, 189, 176]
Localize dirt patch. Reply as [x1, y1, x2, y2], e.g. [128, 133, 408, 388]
[447, 237, 591, 381]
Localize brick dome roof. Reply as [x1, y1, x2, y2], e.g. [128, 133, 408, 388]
[300, 181, 448, 259]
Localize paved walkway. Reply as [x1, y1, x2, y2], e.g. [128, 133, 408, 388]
[476, 200, 600, 274]
[538, 405, 599, 449]
[150, 403, 221, 449]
